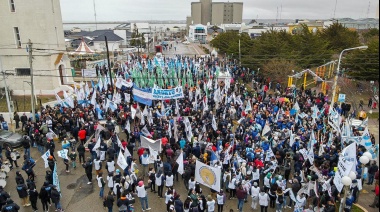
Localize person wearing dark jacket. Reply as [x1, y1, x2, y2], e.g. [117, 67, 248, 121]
[82, 157, 93, 184]
[77, 143, 86, 163]
[16, 183, 30, 207]
[5, 146, 18, 168]
[104, 190, 115, 212]
[47, 156, 55, 171]
[22, 136, 31, 159]
[0, 186, 10, 209]
[116, 194, 132, 212]
[15, 171, 24, 185]
[51, 185, 63, 211]
[39, 182, 51, 212]
[45, 139, 56, 160]
[1, 199, 20, 212]
[21, 113, 28, 131]
[174, 194, 184, 212]
[29, 187, 39, 211]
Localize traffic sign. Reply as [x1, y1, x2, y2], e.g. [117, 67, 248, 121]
[338, 94, 346, 102]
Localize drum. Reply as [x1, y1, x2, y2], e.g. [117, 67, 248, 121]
[10, 151, 20, 161]
[0, 179, 6, 188]
[0, 171, 6, 179]
[1, 164, 10, 173]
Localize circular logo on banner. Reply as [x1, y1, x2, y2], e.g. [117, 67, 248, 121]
[199, 166, 217, 186]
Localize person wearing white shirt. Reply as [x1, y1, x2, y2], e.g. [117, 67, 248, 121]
[294, 193, 306, 212]
[188, 177, 196, 191]
[223, 171, 231, 192]
[228, 174, 237, 199]
[259, 189, 270, 212]
[206, 195, 216, 212]
[94, 157, 102, 175]
[96, 173, 105, 198]
[135, 180, 152, 211]
[106, 158, 115, 174]
[107, 172, 114, 189]
[165, 173, 174, 188]
[251, 182, 260, 210]
[155, 170, 164, 198]
[216, 190, 226, 212]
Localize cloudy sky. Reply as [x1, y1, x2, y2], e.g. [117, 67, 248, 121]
[60, 0, 379, 22]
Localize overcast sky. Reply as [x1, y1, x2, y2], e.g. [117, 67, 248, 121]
[60, 0, 379, 22]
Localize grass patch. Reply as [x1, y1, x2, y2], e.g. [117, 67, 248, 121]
[367, 112, 379, 120]
[0, 95, 55, 112]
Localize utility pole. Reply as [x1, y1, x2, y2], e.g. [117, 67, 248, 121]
[238, 38, 241, 67]
[28, 39, 36, 122]
[104, 36, 114, 93]
[0, 59, 14, 132]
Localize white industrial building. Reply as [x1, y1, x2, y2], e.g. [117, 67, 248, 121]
[188, 24, 208, 42]
[0, 0, 74, 96]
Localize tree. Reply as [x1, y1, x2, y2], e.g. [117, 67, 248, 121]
[320, 23, 360, 52]
[344, 37, 379, 81]
[210, 31, 253, 59]
[362, 28, 379, 44]
[130, 32, 146, 48]
[292, 24, 333, 68]
[262, 59, 300, 85]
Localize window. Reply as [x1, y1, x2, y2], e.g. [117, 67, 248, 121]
[14, 27, 21, 48]
[10, 0, 15, 12]
[16, 68, 31, 76]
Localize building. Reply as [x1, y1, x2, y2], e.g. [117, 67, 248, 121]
[187, 0, 243, 27]
[0, 0, 74, 95]
[287, 20, 324, 35]
[92, 31, 124, 52]
[188, 24, 208, 42]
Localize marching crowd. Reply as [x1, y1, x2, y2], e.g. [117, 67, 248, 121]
[0, 55, 379, 212]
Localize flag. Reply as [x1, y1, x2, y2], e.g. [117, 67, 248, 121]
[53, 163, 61, 193]
[41, 150, 51, 168]
[168, 121, 172, 138]
[176, 152, 184, 175]
[131, 107, 137, 119]
[125, 121, 131, 134]
[212, 116, 217, 131]
[117, 150, 128, 170]
[293, 102, 300, 111]
[92, 136, 101, 151]
[148, 146, 158, 164]
[361, 127, 372, 150]
[141, 125, 152, 137]
[116, 135, 123, 149]
[262, 124, 271, 136]
[124, 146, 132, 158]
[289, 130, 295, 147]
[245, 99, 252, 112]
[63, 90, 74, 108]
[90, 91, 97, 106]
[57, 149, 69, 160]
[210, 151, 218, 164]
[55, 93, 64, 106]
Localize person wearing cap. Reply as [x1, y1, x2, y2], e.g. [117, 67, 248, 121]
[135, 180, 152, 211]
[251, 182, 260, 210]
[216, 190, 226, 212]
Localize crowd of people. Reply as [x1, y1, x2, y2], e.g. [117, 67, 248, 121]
[0, 55, 379, 212]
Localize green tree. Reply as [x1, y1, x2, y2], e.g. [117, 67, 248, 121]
[292, 24, 333, 68]
[320, 23, 360, 52]
[344, 37, 379, 81]
[210, 31, 253, 59]
[130, 32, 146, 48]
[362, 28, 379, 43]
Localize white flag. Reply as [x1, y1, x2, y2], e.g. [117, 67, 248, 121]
[141, 125, 151, 137]
[90, 90, 97, 106]
[124, 147, 132, 158]
[148, 146, 158, 164]
[245, 99, 252, 112]
[131, 107, 137, 119]
[57, 149, 69, 160]
[176, 152, 184, 175]
[124, 93, 131, 103]
[117, 150, 128, 170]
[212, 116, 217, 131]
[293, 102, 300, 111]
[168, 121, 172, 138]
[262, 124, 271, 136]
[41, 150, 51, 168]
[92, 136, 101, 151]
[125, 121, 131, 134]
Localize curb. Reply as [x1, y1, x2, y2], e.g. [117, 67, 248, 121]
[354, 203, 368, 212]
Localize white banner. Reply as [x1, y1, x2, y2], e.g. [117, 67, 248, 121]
[151, 86, 184, 100]
[334, 157, 354, 192]
[195, 160, 221, 192]
[81, 69, 97, 78]
[177, 152, 184, 175]
[140, 136, 162, 153]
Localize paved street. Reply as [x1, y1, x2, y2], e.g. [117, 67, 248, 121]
[153, 41, 207, 57]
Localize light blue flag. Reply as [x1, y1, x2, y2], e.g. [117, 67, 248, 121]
[53, 163, 61, 194]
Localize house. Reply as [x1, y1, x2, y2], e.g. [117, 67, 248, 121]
[92, 31, 124, 52]
[188, 24, 208, 42]
[0, 0, 74, 95]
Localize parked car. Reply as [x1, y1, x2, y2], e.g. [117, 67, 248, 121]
[0, 130, 24, 149]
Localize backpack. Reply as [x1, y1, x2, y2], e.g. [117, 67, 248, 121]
[278, 194, 284, 204]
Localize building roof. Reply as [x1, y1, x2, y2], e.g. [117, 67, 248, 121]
[92, 31, 124, 42]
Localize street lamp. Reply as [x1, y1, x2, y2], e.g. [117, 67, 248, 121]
[340, 176, 353, 212]
[331, 46, 368, 107]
